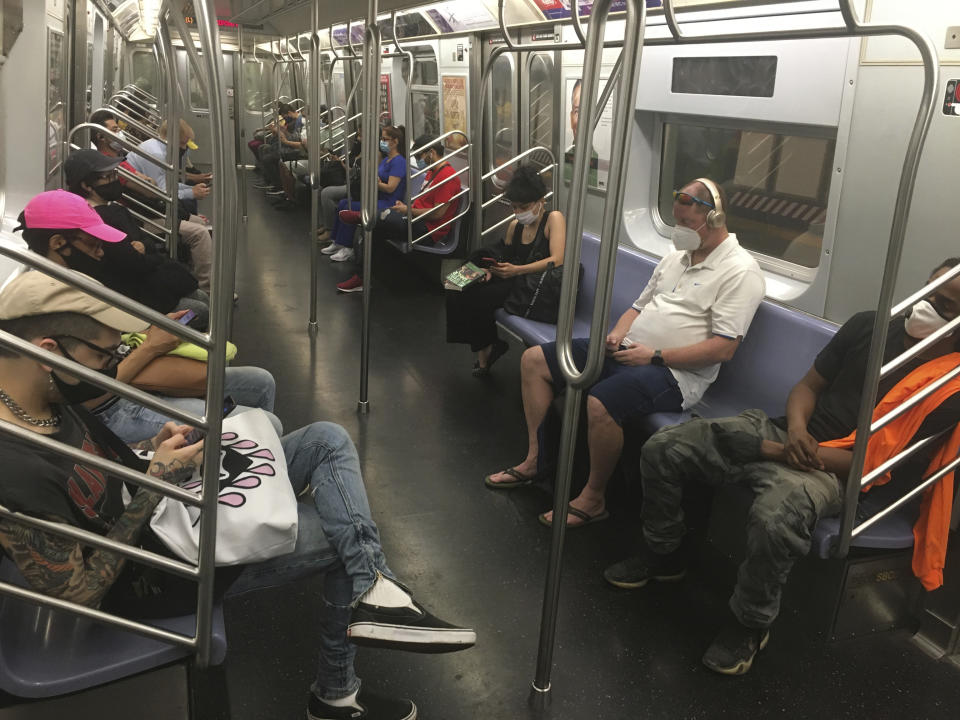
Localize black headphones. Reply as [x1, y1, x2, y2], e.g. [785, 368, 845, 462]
[694, 177, 726, 229]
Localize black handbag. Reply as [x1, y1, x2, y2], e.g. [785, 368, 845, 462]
[503, 262, 583, 324]
[318, 158, 346, 188]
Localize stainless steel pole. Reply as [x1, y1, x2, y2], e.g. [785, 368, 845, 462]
[308, 0, 321, 333]
[531, 0, 647, 705]
[192, 0, 237, 668]
[358, 0, 380, 413]
[156, 21, 181, 261]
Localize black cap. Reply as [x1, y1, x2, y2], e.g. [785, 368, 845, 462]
[412, 134, 438, 157]
[64, 150, 124, 189]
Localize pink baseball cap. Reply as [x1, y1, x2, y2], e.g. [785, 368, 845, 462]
[18, 190, 126, 244]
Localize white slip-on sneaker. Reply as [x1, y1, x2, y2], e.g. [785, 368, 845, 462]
[330, 247, 355, 262]
[320, 242, 341, 256]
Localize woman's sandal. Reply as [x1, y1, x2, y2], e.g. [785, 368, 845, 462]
[472, 339, 510, 378]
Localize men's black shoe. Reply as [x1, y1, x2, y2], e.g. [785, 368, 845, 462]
[602, 550, 687, 589]
[348, 600, 476, 654]
[307, 689, 416, 720]
[701, 619, 770, 675]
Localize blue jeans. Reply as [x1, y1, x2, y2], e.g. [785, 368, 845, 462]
[226, 422, 394, 700]
[94, 366, 281, 443]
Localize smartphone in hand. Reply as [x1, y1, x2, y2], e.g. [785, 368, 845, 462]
[183, 396, 238, 445]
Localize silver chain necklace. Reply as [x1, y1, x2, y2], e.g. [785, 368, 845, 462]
[0, 388, 61, 428]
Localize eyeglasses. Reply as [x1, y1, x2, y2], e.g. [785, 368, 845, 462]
[51, 336, 131, 369]
[672, 190, 715, 210]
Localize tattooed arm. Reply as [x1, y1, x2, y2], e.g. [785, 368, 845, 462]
[129, 422, 195, 453]
[0, 435, 203, 608]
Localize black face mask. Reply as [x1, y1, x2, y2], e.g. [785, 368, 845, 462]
[57, 242, 104, 277]
[51, 363, 118, 404]
[95, 179, 124, 202]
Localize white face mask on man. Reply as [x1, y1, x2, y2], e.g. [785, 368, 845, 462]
[905, 299, 953, 340]
[671, 221, 706, 252]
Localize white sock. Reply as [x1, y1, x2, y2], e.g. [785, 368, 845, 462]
[324, 689, 360, 708]
[359, 576, 416, 610]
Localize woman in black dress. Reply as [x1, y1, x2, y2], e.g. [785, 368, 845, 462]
[446, 166, 566, 376]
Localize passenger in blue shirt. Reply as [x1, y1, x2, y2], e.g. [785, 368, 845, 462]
[325, 125, 407, 263]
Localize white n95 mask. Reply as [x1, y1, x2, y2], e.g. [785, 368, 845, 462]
[671, 222, 705, 252]
[905, 299, 951, 340]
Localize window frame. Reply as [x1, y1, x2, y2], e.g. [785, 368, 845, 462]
[650, 113, 839, 283]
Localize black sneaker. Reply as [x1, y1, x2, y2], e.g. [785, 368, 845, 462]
[701, 619, 770, 675]
[307, 689, 416, 720]
[348, 600, 476, 653]
[602, 550, 687, 589]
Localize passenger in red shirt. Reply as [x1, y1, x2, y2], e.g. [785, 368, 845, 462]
[336, 135, 463, 293]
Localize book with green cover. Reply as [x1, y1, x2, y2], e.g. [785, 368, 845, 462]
[444, 262, 486, 291]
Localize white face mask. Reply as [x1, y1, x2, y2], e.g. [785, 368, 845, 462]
[108, 128, 126, 153]
[905, 299, 952, 340]
[671, 221, 705, 251]
[515, 202, 542, 226]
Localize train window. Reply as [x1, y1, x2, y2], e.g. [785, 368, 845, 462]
[85, 42, 94, 116]
[131, 51, 158, 96]
[658, 121, 835, 269]
[189, 53, 208, 110]
[528, 54, 554, 152]
[411, 89, 440, 139]
[243, 61, 263, 113]
[46, 28, 65, 180]
[490, 54, 516, 165]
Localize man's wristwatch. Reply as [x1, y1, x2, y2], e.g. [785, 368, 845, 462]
[651, 349, 665, 367]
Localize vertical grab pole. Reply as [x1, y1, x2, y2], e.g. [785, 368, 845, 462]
[530, 0, 646, 705]
[833, 0, 941, 556]
[358, 0, 381, 413]
[191, 0, 236, 668]
[156, 20, 181, 261]
[237, 24, 249, 224]
[308, 0, 322, 333]
[391, 12, 415, 250]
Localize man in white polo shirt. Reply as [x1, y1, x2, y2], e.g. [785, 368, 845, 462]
[485, 178, 765, 528]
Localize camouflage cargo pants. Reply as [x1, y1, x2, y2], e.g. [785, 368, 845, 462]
[639, 409, 842, 629]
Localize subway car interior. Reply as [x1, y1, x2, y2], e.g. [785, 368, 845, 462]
[0, 0, 959, 717]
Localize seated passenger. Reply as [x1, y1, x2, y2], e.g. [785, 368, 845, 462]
[0, 273, 476, 720]
[485, 179, 766, 530]
[317, 129, 362, 248]
[323, 125, 407, 263]
[13, 191, 277, 443]
[335, 134, 463, 294]
[446, 166, 566, 375]
[125, 119, 214, 291]
[257, 103, 306, 202]
[612, 258, 960, 675]
[89, 110, 158, 192]
[63, 151, 209, 327]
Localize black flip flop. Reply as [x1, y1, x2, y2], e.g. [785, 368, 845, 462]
[538, 504, 610, 528]
[484, 467, 536, 489]
[472, 339, 510, 378]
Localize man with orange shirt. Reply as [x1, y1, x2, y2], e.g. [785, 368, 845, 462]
[610, 258, 960, 676]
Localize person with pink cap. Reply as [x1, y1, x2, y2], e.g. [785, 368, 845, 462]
[12, 191, 279, 444]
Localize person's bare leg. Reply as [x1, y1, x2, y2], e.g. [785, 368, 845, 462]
[487, 346, 555, 483]
[542, 395, 620, 525]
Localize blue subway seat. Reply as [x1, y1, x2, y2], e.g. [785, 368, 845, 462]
[496, 233, 919, 556]
[0, 561, 226, 699]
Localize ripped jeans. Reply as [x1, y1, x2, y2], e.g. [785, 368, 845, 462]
[226, 422, 395, 700]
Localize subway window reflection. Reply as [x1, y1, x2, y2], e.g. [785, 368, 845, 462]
[659, 122, 836, 269]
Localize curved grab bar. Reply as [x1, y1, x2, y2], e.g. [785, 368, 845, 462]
[123, 84, 158, 103]
[571, 0, 588, 45]
[347, 19, 363, 60]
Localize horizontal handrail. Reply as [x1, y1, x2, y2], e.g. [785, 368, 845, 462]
[0, 580, 195, 648]
[0, 329, 207, 430]
[481, 192, 555, 238]
[891, 264, 960, 317]
[871, 361, 960, 434]
[410, 190, 471, 246]
[0, 417, 203, 506]
[121, 197, 173, 233]
[853, 449, 960, 537]
[70, 121, 174, 172]
[0, 503, 199, 579]
[410, 165, 471, 203]
[860, 429, 950, 487]
[105, 103, 165, 142]
[0, 244, 208, 346]
[123, 84, 159, 103]
[880, 316, 960, 379]
[110, 91, 163, 122]
[482, 146, 557, 183]
[117, 167, 174, 204]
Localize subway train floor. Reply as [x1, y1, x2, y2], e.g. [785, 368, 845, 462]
[2, 183, 958, 720]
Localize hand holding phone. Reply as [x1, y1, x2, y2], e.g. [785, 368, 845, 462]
[477, 256, 500, 268]
[177, 309, 197, 326]
[183, 396, 238, 445]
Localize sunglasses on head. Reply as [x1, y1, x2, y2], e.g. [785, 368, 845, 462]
[672, 190, 715, 210]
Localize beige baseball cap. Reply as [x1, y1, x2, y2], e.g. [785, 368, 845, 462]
[0, 271, 149, 332]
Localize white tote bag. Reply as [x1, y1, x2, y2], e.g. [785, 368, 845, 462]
[146, 409, 299, 566]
